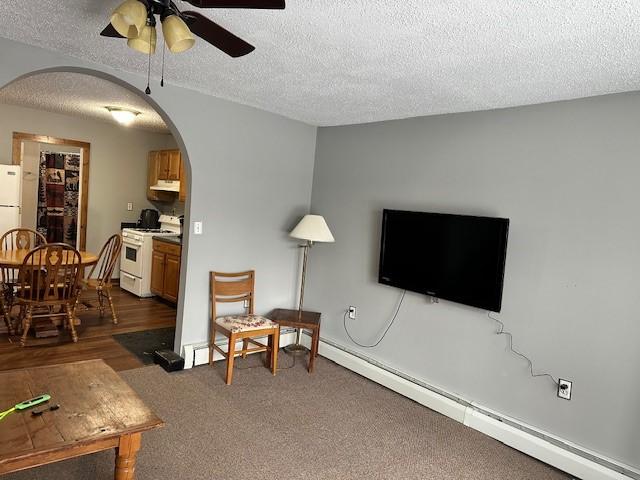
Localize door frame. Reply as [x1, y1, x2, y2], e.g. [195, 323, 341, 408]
[12, 131, 90, 251]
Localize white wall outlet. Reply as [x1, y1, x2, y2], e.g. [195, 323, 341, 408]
[194, 221, 203, 235]
[127, 202, 133, 211]
[557, 379, 572, 400]
[348, 306, 357, 319]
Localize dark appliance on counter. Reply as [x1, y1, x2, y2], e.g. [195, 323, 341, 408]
[137, 209, 160, 230]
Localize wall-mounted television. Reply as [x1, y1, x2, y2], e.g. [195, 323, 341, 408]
[378, 209, 509, 312]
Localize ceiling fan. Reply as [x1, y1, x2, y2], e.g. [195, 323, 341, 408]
[101, 0, 285, 58]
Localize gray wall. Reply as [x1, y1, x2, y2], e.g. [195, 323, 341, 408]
[0, 38, 317, 352]
[0, 103, 172, 276]
[308, 93, 640, 468]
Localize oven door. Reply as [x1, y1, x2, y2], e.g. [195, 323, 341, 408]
[121, 239, 143, 278]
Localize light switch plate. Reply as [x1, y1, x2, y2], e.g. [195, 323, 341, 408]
[194, 221, 203, 235]
[127, 202, 133, 211]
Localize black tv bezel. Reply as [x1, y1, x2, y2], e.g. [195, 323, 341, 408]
[378, 209, 509, 312]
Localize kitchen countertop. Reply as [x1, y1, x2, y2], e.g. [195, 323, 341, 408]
[152, 235, 182, 246]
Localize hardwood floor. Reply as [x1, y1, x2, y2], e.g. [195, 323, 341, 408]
[0, 287, 176, 372]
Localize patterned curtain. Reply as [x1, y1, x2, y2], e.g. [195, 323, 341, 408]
[37, 152, 80, 247]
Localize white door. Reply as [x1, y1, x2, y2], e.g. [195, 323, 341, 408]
[0, 165, 21, 207]
[0, 206, 20, 236]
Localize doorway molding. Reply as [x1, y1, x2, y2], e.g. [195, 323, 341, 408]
[12, 131, 90, 251]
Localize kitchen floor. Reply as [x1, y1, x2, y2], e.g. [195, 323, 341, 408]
[0, 287, 176, 372]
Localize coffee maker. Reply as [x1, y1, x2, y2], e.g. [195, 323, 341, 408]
[137, 209, 160, 230]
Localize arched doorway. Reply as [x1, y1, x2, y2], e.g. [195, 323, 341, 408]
[0, 67, 191, 365]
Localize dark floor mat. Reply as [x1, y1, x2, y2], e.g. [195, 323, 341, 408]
[113, 327, 175, 365]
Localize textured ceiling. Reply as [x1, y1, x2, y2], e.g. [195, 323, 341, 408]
[0, 72, 169, 133]
[0, 1, 639, 126]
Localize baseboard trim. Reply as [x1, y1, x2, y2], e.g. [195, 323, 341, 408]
[317, 336, 639, 480]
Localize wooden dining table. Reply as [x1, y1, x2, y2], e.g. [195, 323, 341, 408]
[0, 249, 99, 268]
[0, 248, 99, 335]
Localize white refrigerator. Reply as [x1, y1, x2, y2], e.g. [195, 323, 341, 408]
[0, 165, 21, 235]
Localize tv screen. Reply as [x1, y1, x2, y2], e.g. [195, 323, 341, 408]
[378, 209, 509, 312]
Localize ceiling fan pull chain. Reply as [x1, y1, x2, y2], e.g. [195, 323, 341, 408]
[145, 39, 152, 95]
[161, 39, 166, 87]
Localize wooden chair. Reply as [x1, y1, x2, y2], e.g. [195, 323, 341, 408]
[0, 228, 46, 334]
[14, 243, 83, 347]
[209, 271, 280, 385]
[77, 234, 122, 324]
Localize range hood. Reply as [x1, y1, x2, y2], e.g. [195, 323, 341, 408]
[150, 180, 180, 193]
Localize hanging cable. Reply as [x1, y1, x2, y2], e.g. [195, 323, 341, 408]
[344, 290, 406, 348]
[145, 37, 152, 95]
[160, 38, 166, 87]
[488, 312, 558, 387]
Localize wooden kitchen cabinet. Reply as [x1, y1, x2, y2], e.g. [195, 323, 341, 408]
[150, 239, 182, 303]
[147, 149, 187, 202]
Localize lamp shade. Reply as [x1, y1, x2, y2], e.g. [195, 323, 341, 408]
[290, 215, 335, 243]
[162, 15, 195, 53]
[111, 0, 147, 39]
[127, 22, 157, 54]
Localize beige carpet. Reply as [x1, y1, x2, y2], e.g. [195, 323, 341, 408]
[5, 354, 570, 480]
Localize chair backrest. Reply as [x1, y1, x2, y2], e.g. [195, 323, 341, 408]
[0, 228, 47, 285]
[87, 234, 123, 286]
[0, 228, 46, 251]
[17, 243, 82, 304]
[210, 270, 255, 320]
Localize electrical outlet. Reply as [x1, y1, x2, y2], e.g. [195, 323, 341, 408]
[194, 221, 203, 235]
[127, 202, 133, 211]
[348, 306, 356, 319]
[557, 379, 572, 400]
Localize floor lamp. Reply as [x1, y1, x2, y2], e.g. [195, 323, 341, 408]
[285, 214, 335, 355]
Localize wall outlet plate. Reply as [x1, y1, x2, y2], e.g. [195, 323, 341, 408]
[348, 306, 356, 319]
[557, 379, 572, 400]
[194, 221, 203, 235]
[127, 202, 133, 211]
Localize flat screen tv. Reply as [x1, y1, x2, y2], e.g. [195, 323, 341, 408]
[378, 209, 509, 312]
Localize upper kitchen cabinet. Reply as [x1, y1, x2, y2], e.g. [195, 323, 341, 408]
[147, 149, 187, 202]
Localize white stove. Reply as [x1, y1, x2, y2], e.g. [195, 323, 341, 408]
[120, 215, 181, 297]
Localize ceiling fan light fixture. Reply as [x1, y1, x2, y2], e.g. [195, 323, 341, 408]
[111, 0, 148, 39]
[162, 15, 196, 53]
[106, 107, 141, 126]
[127, 22, 157, 54]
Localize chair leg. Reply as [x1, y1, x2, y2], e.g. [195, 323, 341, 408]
[20, 306, 32, 347]
[265, 334, 273, 369]
[66, 304, 78, 343]
[97, 290, 105, 317]
[271, 328, 279, 376]
[106, 287, 118, 325]
[241, 338, 249, 359]
[0, 297, 11, 336]
[226, 333, 236, 385]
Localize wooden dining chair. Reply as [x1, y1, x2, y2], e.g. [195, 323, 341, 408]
[77, 234, 122, 324]
[209, 271, 280, 385]
[14, 243, 83, 347]
[0, 228, 46, 335]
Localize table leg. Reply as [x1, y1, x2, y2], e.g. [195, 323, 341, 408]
[115, 433, 141, 480]
[308, 328, 318, 373]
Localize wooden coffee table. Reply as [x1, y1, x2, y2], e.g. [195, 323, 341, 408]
[0, 359, 163, 479]
[270, 308, 321, 373]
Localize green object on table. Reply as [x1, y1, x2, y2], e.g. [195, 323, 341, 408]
[0, 394, 51, 422]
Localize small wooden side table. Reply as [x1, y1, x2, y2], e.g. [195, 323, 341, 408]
[269, 308, 321, 373]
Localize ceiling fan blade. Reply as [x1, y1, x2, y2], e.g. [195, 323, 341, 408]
[183, 0, 284, 9]
[100, 24, 125, 38]
[181, 11, 255, 57]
